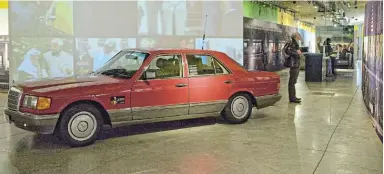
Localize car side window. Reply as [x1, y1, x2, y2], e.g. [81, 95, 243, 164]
[143, 54, 183, 80]
[186, 54, 229, 76]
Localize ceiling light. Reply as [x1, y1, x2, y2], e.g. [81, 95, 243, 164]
[314, 6, 318, 8]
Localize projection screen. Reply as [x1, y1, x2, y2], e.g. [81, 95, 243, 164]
[9, 1, 243, 83]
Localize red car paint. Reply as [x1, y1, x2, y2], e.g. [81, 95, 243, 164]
[17, 49, 280, 116]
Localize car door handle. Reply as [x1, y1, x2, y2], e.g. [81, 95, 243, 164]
[224, 80, 233, 84]
[175, 83, 188, 87]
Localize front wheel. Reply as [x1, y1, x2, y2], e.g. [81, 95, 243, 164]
[57, 104, 103, 147]
[222, 93, 253, 124]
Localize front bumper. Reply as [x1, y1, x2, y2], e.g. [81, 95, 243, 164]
[255, 93, 282, 109]
[4, 109, 59, 134]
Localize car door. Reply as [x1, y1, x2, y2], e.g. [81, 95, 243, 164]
[131, 54, 189, 120]
[186, 53, 233, 115]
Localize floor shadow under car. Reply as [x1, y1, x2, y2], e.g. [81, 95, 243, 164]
[99, 117, 218, 140]
[26, 117, 219, 148]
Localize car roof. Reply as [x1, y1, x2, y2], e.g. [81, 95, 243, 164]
[121, 48, 223, 55]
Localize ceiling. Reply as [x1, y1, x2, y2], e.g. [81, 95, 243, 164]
[271, 1, 366, 27]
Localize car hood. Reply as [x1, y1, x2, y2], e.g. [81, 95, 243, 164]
[17, 74, 128, 96]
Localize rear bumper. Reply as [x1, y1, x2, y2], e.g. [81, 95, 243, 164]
[4, 109, 59, 134]
[255, 94, 282, 109]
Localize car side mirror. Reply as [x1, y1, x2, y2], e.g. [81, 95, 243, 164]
[145, 71, 156, 80]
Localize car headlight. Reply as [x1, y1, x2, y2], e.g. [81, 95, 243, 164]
[23, 95, 51, 110]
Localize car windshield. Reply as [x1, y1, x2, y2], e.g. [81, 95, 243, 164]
[95, 51, 150, 79]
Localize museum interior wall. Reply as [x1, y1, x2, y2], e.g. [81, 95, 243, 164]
[362, 0, 383, 136]
[242, 1, 316, 72]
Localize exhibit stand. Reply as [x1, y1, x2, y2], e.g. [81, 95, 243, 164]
[304, 53, 324, 82]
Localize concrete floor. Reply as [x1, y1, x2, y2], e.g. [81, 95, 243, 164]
[0, 69, 382, 174]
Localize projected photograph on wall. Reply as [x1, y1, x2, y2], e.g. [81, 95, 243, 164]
[195, 38, 243, 65]
[73, 1, 137, 37]
[139, 37, 194, 49]
[138, 1, 242, 37]
[75, 38, 136, 74]
[138, 1, 187, 36]
[10, 1, 73, 36]
[11, 37, 74, 82]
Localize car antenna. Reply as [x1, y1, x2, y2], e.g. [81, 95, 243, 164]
[201, 14, 208, 50]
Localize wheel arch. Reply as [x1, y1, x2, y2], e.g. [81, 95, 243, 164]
[229, 91, 256, 106]
[58, 100, 111, 126]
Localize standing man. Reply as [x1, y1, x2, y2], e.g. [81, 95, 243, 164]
[43, 38, 73, 78]
[316, 36, 322, 53]
[92, 39, 118, 71]
[285, 32, 302, 103]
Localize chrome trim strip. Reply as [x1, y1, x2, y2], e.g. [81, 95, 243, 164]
[132, 103, 189, 111]
[189, 100, 227, 106]
[8, 86, 23, 111]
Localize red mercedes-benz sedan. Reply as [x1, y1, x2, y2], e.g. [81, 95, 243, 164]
[5, 49, 281, 147]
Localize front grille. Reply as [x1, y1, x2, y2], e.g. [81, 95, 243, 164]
[7, 87, 22, 111]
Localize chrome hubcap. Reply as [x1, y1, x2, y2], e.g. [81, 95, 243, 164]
[231, 96, 249, 119]
[68, 111, 97, 141]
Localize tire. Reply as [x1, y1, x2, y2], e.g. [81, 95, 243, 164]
[222, 93, 253, 124]
[57, 103, 103, 147]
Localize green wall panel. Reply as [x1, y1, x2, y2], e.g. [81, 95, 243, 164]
[243, 1, 278, 23]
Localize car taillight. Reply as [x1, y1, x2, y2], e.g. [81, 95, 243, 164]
[277, 83, 280, 89]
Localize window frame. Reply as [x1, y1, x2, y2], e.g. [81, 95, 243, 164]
[138, 53, 184, 81]
[185, 53, 232, 77]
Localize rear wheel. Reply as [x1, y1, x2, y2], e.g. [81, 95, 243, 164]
[222, 93, 253, 124]
[57, 103, 103, 147]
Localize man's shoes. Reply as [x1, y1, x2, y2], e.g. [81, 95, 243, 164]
[289, 99, 301, 103]
[295, 97, 301, 101]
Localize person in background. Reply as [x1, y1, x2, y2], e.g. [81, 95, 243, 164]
[17, 48, 48, 81]
[92, 39, 118, 71]
[285, 32, 302, 103]
[316, 36, 322, 53]
[43, 38, 74, 78]
[337, 44, 346, 60]
[349, 43, 354, 53]
[324, 38, 335, 76]
[145, 1, 163, 35]
[343, 44, 348, 52]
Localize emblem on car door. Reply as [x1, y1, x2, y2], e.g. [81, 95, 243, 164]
[111, 96, 125, 105]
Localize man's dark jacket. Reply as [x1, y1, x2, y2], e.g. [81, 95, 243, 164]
[285, 38, 300, 68]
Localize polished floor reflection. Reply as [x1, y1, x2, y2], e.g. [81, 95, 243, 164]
[0, 69, 382, 174]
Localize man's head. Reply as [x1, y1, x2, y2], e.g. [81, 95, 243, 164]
[291, 32, 302, 41]
[104, 39, 116, 54]
[317, 36, 322, 43]
[326, 38, 332, 45]
[50, 38, 63, 54]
